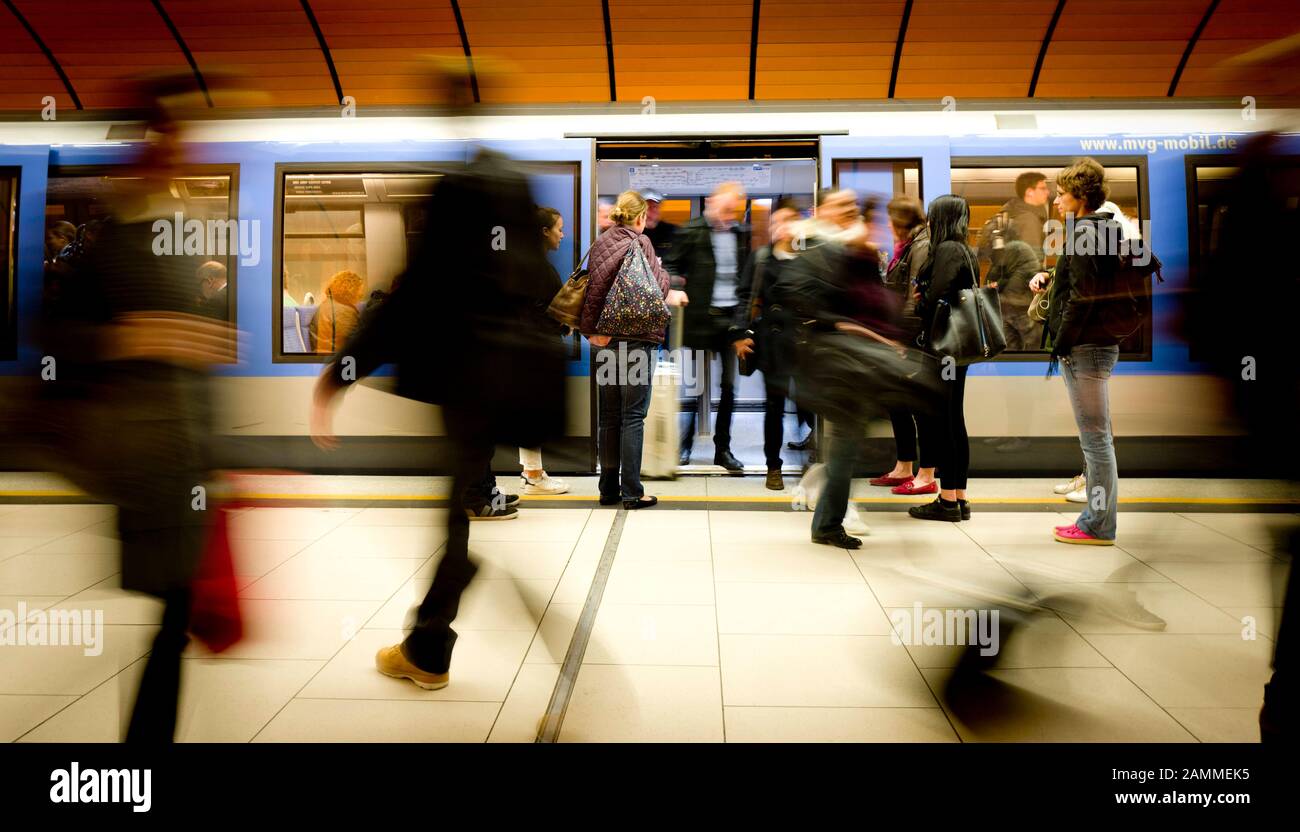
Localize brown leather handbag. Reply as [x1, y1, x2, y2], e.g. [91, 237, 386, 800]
[546, 246, 594, 328]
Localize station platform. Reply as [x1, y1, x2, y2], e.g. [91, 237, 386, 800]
[0, 473, 1291, 743]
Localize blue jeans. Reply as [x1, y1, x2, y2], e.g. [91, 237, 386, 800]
[1062, 345, 1119, 540]
[812, 419, 865, 536]
[596, 340, 655, 500]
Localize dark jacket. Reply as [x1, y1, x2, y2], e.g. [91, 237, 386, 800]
[992, 238, 1040, 305]
[766, 234, 891, 331]
[980, 197, 1048, 265]
[915, 239, 979, 348]
[578, 224, 671, 343]
[1046, 213, 1124, 355]
[325, 147, 566, 450]
[645, 220, 678, 260]
[733, 245, 797, 385]
[663, 215, 751, 346]
[885, 225, 929, 336]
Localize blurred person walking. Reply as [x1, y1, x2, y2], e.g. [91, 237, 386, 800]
[310, 68, 566, 691]
[774, 210, 894, 548]
[1193, 133, 1299, 741]
[579, 190, 686, 509]
[37, 80, 237, 742]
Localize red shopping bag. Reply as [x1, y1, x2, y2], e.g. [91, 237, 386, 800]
[189, 506, 243, 653]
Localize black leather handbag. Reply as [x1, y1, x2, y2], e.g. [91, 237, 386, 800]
[795, 324, 946, 423]
[928, 286, 1008, 365]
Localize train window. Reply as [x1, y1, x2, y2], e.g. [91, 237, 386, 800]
[279, 171, 441, 357]
[950, 160, 1148, 358]
[278, 161, 583, 361]
[831, 159, 923, 257]
[44, 169, 238, 328]
[1186, 158, 1300, 362]
[1, 169, 16, 360]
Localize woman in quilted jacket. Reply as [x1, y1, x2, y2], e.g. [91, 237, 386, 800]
[579, 190, 687, 509]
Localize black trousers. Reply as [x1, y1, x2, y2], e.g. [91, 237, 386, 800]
[682, 313, 739, 454]
[126, 588, 191, 743]
[764, 383, 793, 470]
[402, 407, 492, 674]
[889, 407, 918, 464]
[917, 365, 970, 490]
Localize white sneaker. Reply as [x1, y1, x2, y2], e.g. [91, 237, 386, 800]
[520, 474, 569, 495]
[843, 504, 871, 536]
[1054, 474, 1085, 495]
[1065, 486, 1087, 503]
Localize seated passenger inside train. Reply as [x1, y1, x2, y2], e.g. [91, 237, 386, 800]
[310, 269, 365, 354]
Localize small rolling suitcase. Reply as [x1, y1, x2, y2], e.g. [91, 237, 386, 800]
[642, 306, 682, 480]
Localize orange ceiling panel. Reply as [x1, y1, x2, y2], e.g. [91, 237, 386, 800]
[311, 0, 464, 108]
[163, 0, 338, 107]
[609, 0, 753, 101]
[11, 0, 190, 110]
[459, 0, 609, 104]
[0, 7, 74, 112]
[1, 0, 1298, 114]
[1034, 0, 1207, 98]
[756, 1, 905, 100]
[1175, 0, 1300, 98]
[893, 0, 1059, 100]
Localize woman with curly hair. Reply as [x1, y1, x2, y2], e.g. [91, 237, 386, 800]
[1041, 157, 1126, 545]
[311, 269, 365, 355]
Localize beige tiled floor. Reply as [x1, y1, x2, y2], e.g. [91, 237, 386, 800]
[0, 493, 1290, 743]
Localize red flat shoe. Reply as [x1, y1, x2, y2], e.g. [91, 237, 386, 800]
[892, 479, 938, 495]
[869, 474, 911, 486]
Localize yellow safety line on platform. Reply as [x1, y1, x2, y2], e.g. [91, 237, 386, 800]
[3, 490, 1297, 506]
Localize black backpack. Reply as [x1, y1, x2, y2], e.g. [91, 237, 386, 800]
[1097, 246, 1164, 340]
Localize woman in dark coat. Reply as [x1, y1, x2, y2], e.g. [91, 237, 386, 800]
[910, 194, 978, 523]
[874, 196, 933, 491]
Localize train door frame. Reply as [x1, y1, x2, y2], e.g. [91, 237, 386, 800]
[593, 139, 821, 464]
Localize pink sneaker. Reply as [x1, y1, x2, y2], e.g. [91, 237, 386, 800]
[1053, 524, 1115, 546]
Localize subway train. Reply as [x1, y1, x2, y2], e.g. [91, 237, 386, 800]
[1, 104, 1296, 476]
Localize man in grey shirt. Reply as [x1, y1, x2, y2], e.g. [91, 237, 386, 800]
[664, 182, 751, 473]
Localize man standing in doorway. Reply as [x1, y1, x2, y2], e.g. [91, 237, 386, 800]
[666, 181, 751, 473]
[642, 190, 679, 262]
